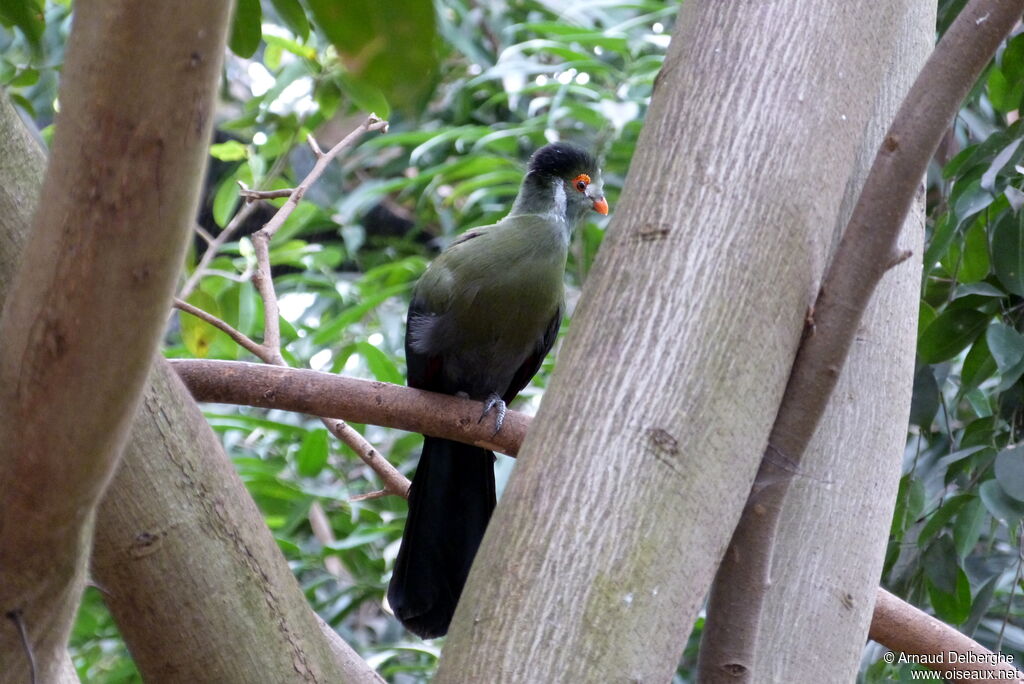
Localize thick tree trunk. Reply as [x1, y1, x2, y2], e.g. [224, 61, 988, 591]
[93, 360, 384, 683]
[436, 2, 914, 681]
[0, 92, 382, 684]
[0, 3, 230, 681]
[747, 4, 931, 678]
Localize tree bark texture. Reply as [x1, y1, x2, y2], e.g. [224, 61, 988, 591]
[93, 361, 385, 683]
[749, 3, 931, 678]
[0, 88, 383, 684]
[702, 0, 1024, 679]
[0, 2, 230, 681]
[436, 2, 916, 681]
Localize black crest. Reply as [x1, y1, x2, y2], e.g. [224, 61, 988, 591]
[527, 142, 596, 180]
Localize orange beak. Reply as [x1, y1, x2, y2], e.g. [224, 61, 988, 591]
[593, 196, 609, 215]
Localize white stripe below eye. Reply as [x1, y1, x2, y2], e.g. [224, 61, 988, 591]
[549, 179, 566, 220]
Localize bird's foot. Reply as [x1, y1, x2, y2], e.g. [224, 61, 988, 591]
[478, 393, 507, 435]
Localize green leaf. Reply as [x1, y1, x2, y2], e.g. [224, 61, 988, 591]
[986, 322, 1024, 372]
[335, 71, 391, 120]
[922, 212, 957, 276]
[953, 497, 986, 560]
[951, 178, 994, 226]
[995, 444, 1024, 501]
[355, 341, 403, 385]
[981, 137, 1023, 193]
[959, 220, 991, 282]
[980, 479, 1024, 523]
[308, 0, 438, 112]
[917, 300, 936, 339]
[296, 428, 329, 477]
[9, 67, 39, 87]
[962, 333, 997, 390]
[992, 210, 1024, 296]
[269, 0, 309, 40]
[230, 0, 263, 58]
[210, 140, 249, 162]
[918, 495, 971, 547]
[918, 309, 989, 363]
[0, 0, 44, 54]
[927, 567, 972, 625]
[923, 535, 959, 593]
[179, 291, 220, 358]
[909, 365, 939, 428]
[212, 165, 252, 228]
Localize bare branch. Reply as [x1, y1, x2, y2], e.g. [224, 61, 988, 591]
[321, 417, 410, 496]
[870, 589, 1024, 682]
[239, 187, 295, 201]
[177, 200, 260, 300]
[169, 359, 526, 458]
[350, 489, 389, 502]
[172, 298, 268, 361]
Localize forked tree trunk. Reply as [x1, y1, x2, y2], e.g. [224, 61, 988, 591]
[437, 1, 919, 680]
[742, 4, 931, 679]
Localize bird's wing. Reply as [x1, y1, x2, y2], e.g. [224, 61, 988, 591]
[405, 293, 445, 392]
[501, 304, 562, 404]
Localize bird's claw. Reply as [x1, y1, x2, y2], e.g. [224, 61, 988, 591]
[478, 393, 506, 436]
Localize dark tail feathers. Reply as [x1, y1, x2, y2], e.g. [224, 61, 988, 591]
[387, 436, 496, 638]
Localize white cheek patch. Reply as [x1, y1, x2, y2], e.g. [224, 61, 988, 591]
[550, 179, 566, 217]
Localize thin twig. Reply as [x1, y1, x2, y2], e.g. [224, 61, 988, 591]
[177, 201, 260, 300]
[176, 114, 406, 495]
[172, 298, 268, 361]
[350, 489, 389, 502]
[194, 223, 216, 245]
[322, 416, 409, 497]
[307, 133, 324, 158]
[239, 186, 295, 201]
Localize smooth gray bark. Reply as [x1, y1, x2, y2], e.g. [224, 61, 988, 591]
[753, 4, 931, 677]
[436, 2, 914, 680]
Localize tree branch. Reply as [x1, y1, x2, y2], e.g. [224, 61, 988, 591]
[170, 359, 527, 459]
[176, 114, 406, 495]
[871, 590, 1024, 682]
[173, 297, 266, 360]
[700, 0, 1024, 680]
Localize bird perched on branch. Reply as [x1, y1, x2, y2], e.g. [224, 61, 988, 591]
[387, 142, 609, 638]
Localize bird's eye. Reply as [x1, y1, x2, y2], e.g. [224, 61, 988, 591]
[573, 173, 591, 192]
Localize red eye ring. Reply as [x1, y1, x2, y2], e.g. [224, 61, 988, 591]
[573, 173, 591, 192]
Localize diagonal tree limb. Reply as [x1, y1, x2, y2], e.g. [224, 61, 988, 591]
[700, 0, 1024, 680]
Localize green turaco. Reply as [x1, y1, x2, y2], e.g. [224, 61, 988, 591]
[387, 142, 609, 638]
